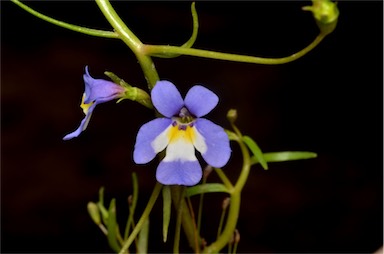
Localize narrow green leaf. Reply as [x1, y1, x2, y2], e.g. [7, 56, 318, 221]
[149, 2, 199, 58]
[242, 136, 268, 170]
[124, 172, 139, 240]
[107, 199, 120, 253]
[104, 71, 131, 88]
[87, 202, 101, 225]
[251, 151, 317, 165]
[186, 183, 230, 197]
[137, 218, 149, 254]
[225, 129, 238, 141]
[180, 2, 199, 48]
[10, 0, 119, 38]
[162, 186, 171, 242]
[97, 187, 109, 225]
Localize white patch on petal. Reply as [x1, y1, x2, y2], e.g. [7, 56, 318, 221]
[82, 111, 93, 131]
[163, 125, 197, 162]
[151, 125, 172, 153]
[191, 127, 207, 154]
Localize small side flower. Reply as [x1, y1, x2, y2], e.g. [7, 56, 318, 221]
[63, 66, 126, 140]
[133, 81, 231, 186]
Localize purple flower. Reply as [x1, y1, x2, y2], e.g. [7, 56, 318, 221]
[133, 81, 231, 186]
[63, 66, 125, 140]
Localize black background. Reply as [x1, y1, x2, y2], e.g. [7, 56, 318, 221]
[1, 1, 383, 253]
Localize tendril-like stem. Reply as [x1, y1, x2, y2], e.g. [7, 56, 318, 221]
[203, 124, 251, 254]
[10, 0, 119, 39]
[143, 33, 326, 65]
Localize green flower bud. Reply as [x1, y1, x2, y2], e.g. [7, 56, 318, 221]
[227, 109, 238, 124]
[302, 0, 339, 35]
[87, 202, 101, 225]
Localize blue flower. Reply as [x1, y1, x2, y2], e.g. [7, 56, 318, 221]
[63, 66, 126, 140]
[133, 81, 231, 186]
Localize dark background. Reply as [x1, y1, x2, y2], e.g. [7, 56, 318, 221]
[1, 1, 382, 253]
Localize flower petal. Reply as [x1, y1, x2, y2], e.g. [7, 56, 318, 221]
[83, 66, 125, 104]
[184, 85, 219, 117]
[63, 102, 97, 140]
[133, 118, 173, 164]
[193, 118, 231, 168]
[151, 81, 184, 117]
[163, 125, 198, 162]
[156, 160, 202, 186]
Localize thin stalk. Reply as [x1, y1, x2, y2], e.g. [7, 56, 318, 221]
[196, 178, 206, 237]
[173, 187, 186, 254]
[124, 173, 139, 240]
[214, 168, 234, 190]
[118, 183, 162, 254]
[203, 124, 251, 253]
[95, 0, 159, 88]
[171, 186, 200, 251]
[143, 33, 326, 65]
[10, 0, 119, 38]
[186, 196, 200, 253]
[232, 242, 239, 254]
[216, 207, 227, 239]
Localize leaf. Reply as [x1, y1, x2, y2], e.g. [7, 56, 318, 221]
[254, 151, 317, 164]
[107, 199, 120, 253]
[104, 71, 131, 88]
[137, 218, 149, 254]
[97, 187, 109, 225]
[225, 129, 238, 141]
[150, 2, 199, 58]
[162, 185, 171, 242]
[124, 172, 139, 240]
[10, 0, 119, 39]
[186, 183, 230, 197]
[242, 135, 268, 170]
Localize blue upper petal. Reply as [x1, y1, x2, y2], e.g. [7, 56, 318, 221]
[63, 102, 98, 140]
[151, 81, 184, 118]
[184, 85, 218, 117]
[133, 118, 173, 164]
[194, 118, 231, 168]
[156, 160, 202, 186]
[83, 66, 125, 104]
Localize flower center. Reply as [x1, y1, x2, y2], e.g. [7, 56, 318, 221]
[172, 107, 195, 130]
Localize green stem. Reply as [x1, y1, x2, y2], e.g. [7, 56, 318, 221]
[232, 125, 252, 192]
[171, 186, 200, 252]
[124, 173, 139, 240]
[203, 125, 251, 253]
[95, 0, 142, 50]
[196, 178, 206, 237]
[186, 196, 200, 253]
[143, 33, 326, 65]
[173, 187, 186, 254]
[10, 0, 119, 39]
[118, 182, 162, 254]
[216, 205, 227, 239]
[204, 193, 241, 254]
[214, 168, 234, 190]
[95, 0, 159, 88]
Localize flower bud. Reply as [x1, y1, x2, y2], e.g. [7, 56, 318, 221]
[87, 202, 101, 225]
[222, 197, 231, 210]
[302, 0, 339, 35]
[227, 109, 238, 124]
[203, 165, 213, 180]
[128, 195, 133, 205]
[234, 229, 240, 244]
